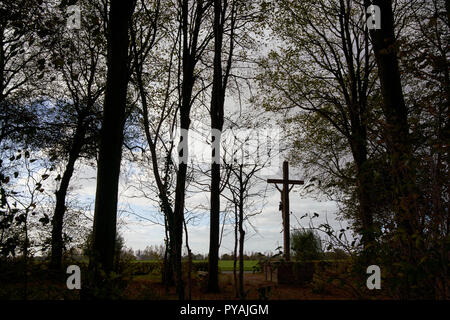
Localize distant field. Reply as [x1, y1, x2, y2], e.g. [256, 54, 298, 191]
[135, 260, 259, 272]
[217, 260, 259, 271]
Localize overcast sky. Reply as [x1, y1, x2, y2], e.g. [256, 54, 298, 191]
[59, 73, 353, 256]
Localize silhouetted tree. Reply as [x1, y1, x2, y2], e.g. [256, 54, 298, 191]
[207, 0, 237, 293]
[89, 0, 136, 292]
[364, 0, 419, 297]
[172, 0, 212, 300]
[48, 0, 106, 270]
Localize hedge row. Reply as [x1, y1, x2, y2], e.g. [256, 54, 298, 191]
[0, 259, 209, 277]
[277, 260, 351, 285]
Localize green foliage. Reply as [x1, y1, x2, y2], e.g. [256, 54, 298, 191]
[130, 261, 162, 275]
[309, 259, 354, 295]
[291, 229, 323, 262]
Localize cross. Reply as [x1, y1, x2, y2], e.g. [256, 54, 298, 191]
[267, 161, 304, 261]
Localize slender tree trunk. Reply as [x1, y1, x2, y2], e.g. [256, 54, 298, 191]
[351, 128, 375, 251]
[0, 28, 4, 104]
[172, 0, 207, 300]
[162, 244, 174, 289]
[0, 27, 7, 147]
[162, 216, 174, 289]
[135, 51, 176, 288]
[23, 216, 28, 300]
[89, 0, 135, 287]
[238, 196, 245, 299]
[50, 119, 86, 270]
[352, 135, 378, 269]
[233, 200, 239, 298]
[238, 164, 245, 299]
[208, 0, 236, 292]
[173, 74, 192, 302]
[183, 219, 192, 300]
[208, 161, 221, 292]
[173, 162, 187, 299]
[207, 0, 225, 293]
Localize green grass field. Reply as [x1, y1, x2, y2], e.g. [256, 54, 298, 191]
[216, 260, 259, 272]
[135, 260, 259, 272]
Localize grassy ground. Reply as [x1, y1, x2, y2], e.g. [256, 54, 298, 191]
[124, 272, 357, 300]
[0, 259, 373, 300]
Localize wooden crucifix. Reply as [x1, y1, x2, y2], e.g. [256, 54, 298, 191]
[267, 161, 304, 261]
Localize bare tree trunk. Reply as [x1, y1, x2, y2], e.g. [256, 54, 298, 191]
[172, 0, 209, 300]
[207, 0, 225, 294]
[0, 28, 5, 106]
[133, 37, 176, 288]
[352, 130, 375, 252]
[233, 200, 239, 298]
[50, 118, 86, 270]
[89, 0, 135, 288]
[238, 164, 245, 299]
[173, 161, 187, 299]
[208, 163, 221, 291]
[238, 201, 245, 299]
[183, 219, 192, 300]
[23, 215, 28, 300]
[162, 216, 174, 290]
[208, 0, 236, 293]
